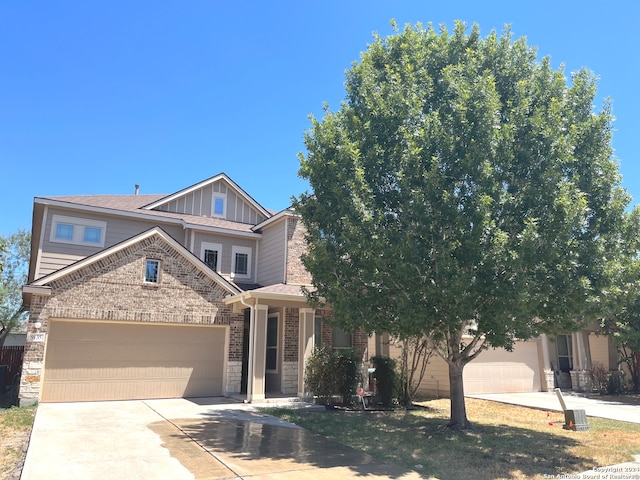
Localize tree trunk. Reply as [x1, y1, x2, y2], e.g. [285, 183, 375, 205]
[447, 360, 472, 430]
[632, 351, 640, 393]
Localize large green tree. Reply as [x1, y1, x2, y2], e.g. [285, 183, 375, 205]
[600, 209, 640, 392]
[0, 230, 31, 348]
[294, 21, 635, 429]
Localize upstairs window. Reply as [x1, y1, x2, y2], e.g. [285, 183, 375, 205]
[55, 223, 74, 240]
[50, 215, 106, 247]
[83, 227, 102, 244]
[212, 193, 226, 218]
[200, 242, 222, 273]
[231, 245, 251, 278]
[144, 259, 160, 283]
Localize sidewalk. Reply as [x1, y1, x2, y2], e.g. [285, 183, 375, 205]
[468, 391, 640, 424]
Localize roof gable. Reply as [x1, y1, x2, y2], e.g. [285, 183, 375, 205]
[29, 226, 241, 295]
[141, 173, 271, 222]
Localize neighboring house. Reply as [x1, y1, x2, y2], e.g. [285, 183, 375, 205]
[381, 327, 616, 397]
[3, 330, 27, 347]
[19, 173, 618, 406]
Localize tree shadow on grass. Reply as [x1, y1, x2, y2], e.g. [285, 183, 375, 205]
[150, 408, 595, 479]
[334, 410, 595, 479]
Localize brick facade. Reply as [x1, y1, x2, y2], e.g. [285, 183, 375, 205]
[283, 307, 299, 362]
[20, 234, 244, 404]
[286, 217, 312, 285]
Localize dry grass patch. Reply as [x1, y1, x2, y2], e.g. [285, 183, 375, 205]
[262, 398, 640, 480]
[0, 405, 37, 478]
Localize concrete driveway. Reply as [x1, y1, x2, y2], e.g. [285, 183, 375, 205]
[21, 398, 423, 480]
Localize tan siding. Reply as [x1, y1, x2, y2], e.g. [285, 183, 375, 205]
[38, 207, 187, 278]
[589, 333, 611, 370]
[37, 252, 85, 278]
[257, 220, 286, 286]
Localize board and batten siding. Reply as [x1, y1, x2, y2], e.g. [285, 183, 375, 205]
[257, 220, 287, 286]
[37, 207, 186, 279]
[159, 179, 268, 225]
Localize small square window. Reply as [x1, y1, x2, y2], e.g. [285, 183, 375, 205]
[55, 223, 74, 240]
[83, 227, 102, 243]
[145, 260, 160, 283]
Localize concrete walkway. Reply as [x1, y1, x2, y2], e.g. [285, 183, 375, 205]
[468, 391, 640, 424]
[21, 398, 423, 480]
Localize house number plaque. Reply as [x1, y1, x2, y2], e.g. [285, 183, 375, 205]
[28, 332, 46, 343]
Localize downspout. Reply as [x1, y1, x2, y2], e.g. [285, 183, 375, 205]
[239, 294, 255, 402]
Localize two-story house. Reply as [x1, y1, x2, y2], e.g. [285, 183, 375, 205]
[19, 173, 368, 406]
[19, 173, 618, 406]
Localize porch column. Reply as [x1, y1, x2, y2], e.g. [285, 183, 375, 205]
[297, 308, 315, 398]
[571, 331, 593, 392]
[248, 304, 268, 402]
[573, 332, 583, 370]
[539, 334, 554, 392]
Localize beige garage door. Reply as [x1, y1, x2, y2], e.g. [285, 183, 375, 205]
[41, 320, 226, 402]
[463, 341, 541, 394]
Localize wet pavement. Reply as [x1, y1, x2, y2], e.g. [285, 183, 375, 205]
[21, 398, 424, 479]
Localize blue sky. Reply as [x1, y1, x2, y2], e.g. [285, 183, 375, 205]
[1, 1, 638, 236]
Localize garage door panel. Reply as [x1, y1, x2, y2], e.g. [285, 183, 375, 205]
[42, 320, 226, 402]
[463, 342, 541, 394]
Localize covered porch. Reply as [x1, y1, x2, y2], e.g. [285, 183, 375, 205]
[224, 284, 318, 402]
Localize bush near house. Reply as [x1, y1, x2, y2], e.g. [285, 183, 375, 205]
[305, 346, 361, 405]
[370, 356, 399, 407]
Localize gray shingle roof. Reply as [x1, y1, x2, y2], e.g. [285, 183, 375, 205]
[37, 194, 259, 233]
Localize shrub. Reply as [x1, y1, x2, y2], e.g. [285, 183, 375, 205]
[371, 356, 398, 407]
[305, 346, 337, 404]
[607, 370, 627, 395]
[335, 349, 361, 406]
[591, 362, 609, 394]
[305, 346, 362, 406]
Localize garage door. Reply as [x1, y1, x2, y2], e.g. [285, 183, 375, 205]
[463, 341, 541, 394]
[41, 320, 226, 402]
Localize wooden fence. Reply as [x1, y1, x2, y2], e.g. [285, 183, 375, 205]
[0, 345, 24, 390]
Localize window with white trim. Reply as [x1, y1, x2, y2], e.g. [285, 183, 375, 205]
[144, 259, 160, 283]
[266, 315, 279, 372]
[231, 245, 251, 278]
[200, 242, 222, 273]
[50, 215, 107, 247]
[212, 193, 226, 218]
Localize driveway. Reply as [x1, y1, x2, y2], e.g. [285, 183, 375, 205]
[21, 398, 422, 480]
